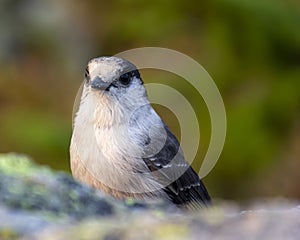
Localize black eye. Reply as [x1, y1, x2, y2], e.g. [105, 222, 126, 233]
[84, 67, 90, 84]
[119, 73, 131, 86]
[85, 67, 90, 79]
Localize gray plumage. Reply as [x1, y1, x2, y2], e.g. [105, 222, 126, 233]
[70, 56, 211, 207]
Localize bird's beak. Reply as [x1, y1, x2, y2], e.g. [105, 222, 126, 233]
[91, 77, 110, 91]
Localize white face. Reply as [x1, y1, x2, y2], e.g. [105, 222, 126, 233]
[87, 57, 132, 83]
[83, 56, 148, 113]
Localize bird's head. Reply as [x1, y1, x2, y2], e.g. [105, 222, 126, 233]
[79, 56, 150, 126]
[83, 57, 147, 106]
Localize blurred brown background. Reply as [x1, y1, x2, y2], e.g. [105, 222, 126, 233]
[0, 0, 299, 201]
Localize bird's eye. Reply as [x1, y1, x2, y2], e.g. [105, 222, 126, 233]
[119, 73, 131, 86]
[84, 67, 90, 84]
[85, 67, 90, 79]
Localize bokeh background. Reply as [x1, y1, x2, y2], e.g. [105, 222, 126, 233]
[1, 0, 299, 201]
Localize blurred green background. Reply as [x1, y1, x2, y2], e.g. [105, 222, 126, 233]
[0, 0, 299, 201]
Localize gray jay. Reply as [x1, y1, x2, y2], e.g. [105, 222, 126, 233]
[70, 56, 211, 208]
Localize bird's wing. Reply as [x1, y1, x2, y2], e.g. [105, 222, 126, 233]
[142, 125, 211, 207]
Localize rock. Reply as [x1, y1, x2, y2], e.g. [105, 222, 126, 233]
[0, 153, 118, 239]
[0, 153, 115, 218]
[29, 203, 300, 240]
[0, 153, 300, 240]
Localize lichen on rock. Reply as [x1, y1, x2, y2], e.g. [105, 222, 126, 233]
[0, 153, 300, 240]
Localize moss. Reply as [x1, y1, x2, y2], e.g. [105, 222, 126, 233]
[154, 223, 190, 240]
[0, 153, 34, 174]
[0, 228, 19, 240]
[0, 153, 51, 177]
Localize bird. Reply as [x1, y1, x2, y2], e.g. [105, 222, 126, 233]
[70, 56, 211, 208]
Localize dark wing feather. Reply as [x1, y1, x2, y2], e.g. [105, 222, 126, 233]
[143, 125, 211, 207]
